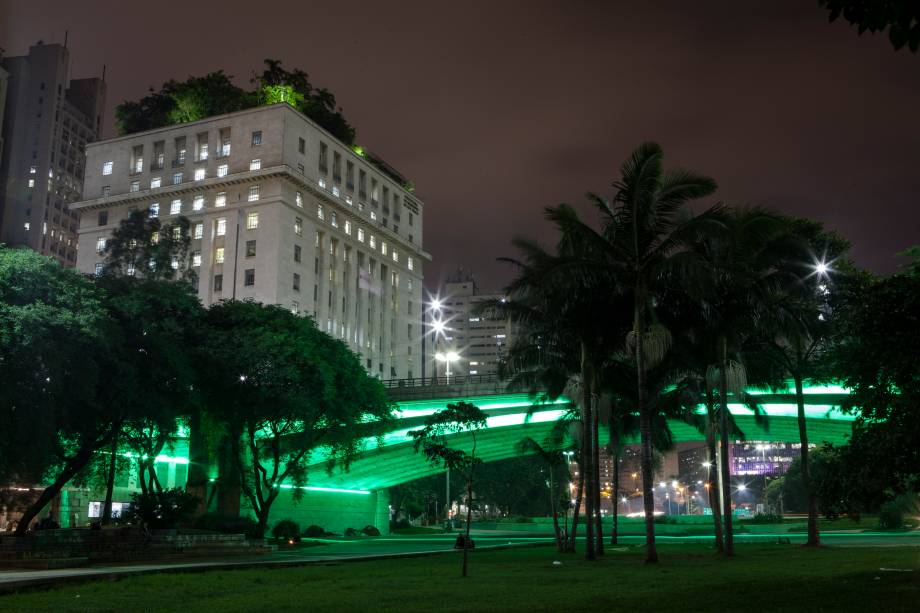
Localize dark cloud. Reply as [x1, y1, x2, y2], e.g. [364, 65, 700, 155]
[3, 0, 918, 290]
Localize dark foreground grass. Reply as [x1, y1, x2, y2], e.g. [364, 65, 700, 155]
[2, 544, 919, 612]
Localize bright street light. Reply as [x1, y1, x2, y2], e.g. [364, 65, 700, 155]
[430, 298, 442, 311]
[434, 350, 461, 383]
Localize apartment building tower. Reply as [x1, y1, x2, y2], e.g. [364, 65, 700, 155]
[430, 271, 513, 379]
[0, 42, 106, 265]
[73, 103, 426, 379]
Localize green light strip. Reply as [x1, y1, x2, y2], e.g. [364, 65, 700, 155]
[276, 484, 371, 495]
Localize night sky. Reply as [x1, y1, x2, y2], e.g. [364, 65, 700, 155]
[3, 1, 919, 291]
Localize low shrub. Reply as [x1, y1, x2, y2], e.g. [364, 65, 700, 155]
[272, 519, 301, 541]
[344, 527, 359, 537]
[878, 502, 904, 530]
[193, 513, 263, 539]
[302, 524, 328, 538]
[121, 488, 200, 530]
[390, 517, 411, 530]
[746, 513, 784, 524]
[653, 515, 677, 525]
[361, 525, 381, 536]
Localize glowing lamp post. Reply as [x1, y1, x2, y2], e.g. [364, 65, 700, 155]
[435, 350, 460, 384]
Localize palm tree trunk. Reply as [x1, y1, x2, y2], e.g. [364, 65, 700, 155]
[705, 393, 724, 553]
[549, 466, 563, 552]
[462, 432, 477, 578]
[611, 441, 620, 546]
[593, 391, 604, 557]
[581, 345, 596, 561]
[794, 373, 820, 547]
[636, 293, 658, 564]
[718, 338, 734, 557]
[568, 467, 584, 552]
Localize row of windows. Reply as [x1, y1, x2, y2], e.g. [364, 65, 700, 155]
[314, 202, 414, 271]
[111, 129, 264, 178]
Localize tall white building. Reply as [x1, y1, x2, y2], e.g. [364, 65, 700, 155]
[430, 271, 512, 379]
[74, 103, 428, 379]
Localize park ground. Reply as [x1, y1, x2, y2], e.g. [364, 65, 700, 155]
[1, 541, 919, 612]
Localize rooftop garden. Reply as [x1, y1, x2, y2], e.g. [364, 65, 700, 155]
[114, 59, 412, 191]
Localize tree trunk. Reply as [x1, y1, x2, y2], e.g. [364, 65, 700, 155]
[580, 345, 596, 561]
[611, 441, 620, 546]
[549, 466, 563, 552]
[718, 339, 734, 557]
[15, 435, 108, 535]
[568, 468, 584, 552]
[102, 432, 119, 524]
[462, 432, 477, 578]
[706, 408, 724, 553]
[592, 390, 604, 557]
[795, 373, 820, 547]
[185, 409, 210, 515]
[635, 293, 658, 563]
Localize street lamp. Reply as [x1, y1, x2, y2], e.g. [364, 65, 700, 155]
[435, 351, 460, 383]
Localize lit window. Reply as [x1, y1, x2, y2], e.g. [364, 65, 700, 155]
[407, 257, 414, 271]
[331, 212, 338, 228]
[127, 264, 135, 276]
[170, 199, 182, 215]
[251, 131, 262, 146]
[369, 235, 376, 249]
[28, 179, 34, 188]
[370, 211, 377, 221]
[344, 220, 352, 235]
[215, 247, 225, 263]
[24, 222, 30, 231]
[381, 242, 388, 256]
[192, 250, 202, 267]
[102, 161, 113, 175]
[357, 227, 365, 242]
[173, 172, 182, 185]
[332, 186, 340, 197]
[151, 177, 161, 189]
[392, 250, 398, 262]
[296, 191, 303, 207]
[193, 195, 204, 211]
[318, 178, 326, 189]
[317, 204, 325, 220]
[130, 180, 140, 192]
[250, 159, 261, 171]
[149, 203, 159, 218]
[172, 227, 182, 240]
[217, 164, 228, 178]
[215, 192, 226, 207]
[151, 231, 160, 244]
[246, 212, 259, 229]
[195, 168, 205, 181]
[248, 185, 260, 201]
[96, 237, 106, 253]
[216, 218, 227, 236]
[345, 195, 353, 205]
[94, 263, 103, 276]
[294, 217, 303, 236]
[194, 223, 203, 239]
[29, 165, 37, 174]
[171, 256, 179, 270]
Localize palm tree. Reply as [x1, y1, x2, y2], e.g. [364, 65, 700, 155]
[689, 206, 794, 555]
[547, 142, 721, 563]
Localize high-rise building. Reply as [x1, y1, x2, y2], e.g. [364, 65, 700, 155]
[0, 42, 106, 265]
[430, 270, 512, 379]
[73, 103, 427, 379]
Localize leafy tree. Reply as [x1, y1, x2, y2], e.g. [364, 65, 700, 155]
[0, 247, 114, 534]
[515, 437, 569, 551]
[200, 301, 391, 535]
[410, 402, 488, 577]
[819, 1, 920, 53]
[115, 71, 252, 135]
[102, 209, 195, 284]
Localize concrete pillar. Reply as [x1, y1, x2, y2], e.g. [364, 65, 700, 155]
[374, 488, 391, 534]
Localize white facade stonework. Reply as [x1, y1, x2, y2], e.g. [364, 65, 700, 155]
[74, 104, 427, 379]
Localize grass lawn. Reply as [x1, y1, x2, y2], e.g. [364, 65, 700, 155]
[2, 544, 919, 612]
